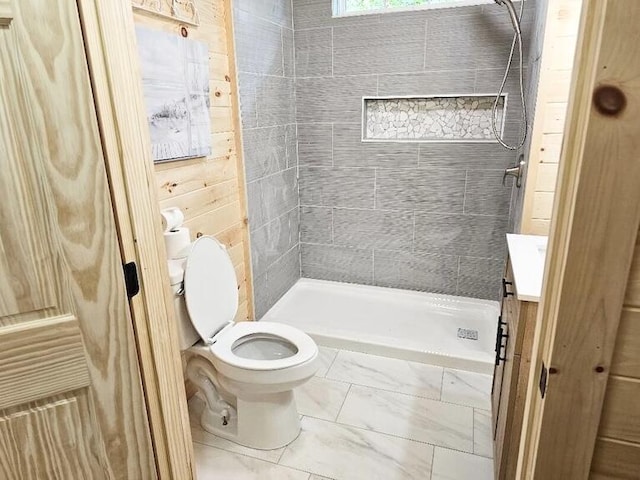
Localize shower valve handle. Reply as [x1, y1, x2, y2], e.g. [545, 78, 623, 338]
[503, 158, 526, 188]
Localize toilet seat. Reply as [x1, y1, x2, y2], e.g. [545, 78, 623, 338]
[183, 236, 318, 381]
[183, 236, 239, 342]
[210, 321, 317, 371]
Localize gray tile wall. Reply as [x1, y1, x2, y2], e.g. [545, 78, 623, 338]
[233, 0, 300, 318]
[294, 0, 534, 300]
[509, 0, 549, 233]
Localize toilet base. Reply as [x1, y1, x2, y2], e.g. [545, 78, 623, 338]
[200, 389, 301, 450]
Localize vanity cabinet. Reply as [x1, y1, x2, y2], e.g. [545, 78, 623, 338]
[492, 260, 539, 480]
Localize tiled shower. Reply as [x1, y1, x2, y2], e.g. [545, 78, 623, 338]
[233, 0, 535, 318]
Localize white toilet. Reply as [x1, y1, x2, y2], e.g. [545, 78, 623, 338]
[169, 236, 319, 450]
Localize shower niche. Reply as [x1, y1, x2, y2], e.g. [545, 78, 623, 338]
[362, 94, 507, 143]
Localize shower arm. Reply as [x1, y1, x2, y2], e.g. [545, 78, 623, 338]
[494, 0, 521, 36]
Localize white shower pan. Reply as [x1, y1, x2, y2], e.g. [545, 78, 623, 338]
[262, 278, 500, 374]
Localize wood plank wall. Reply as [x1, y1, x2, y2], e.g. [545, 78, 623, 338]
[591, 229, 640, 478]
[132, 1, 253, 323]
[521, 0, 582, 235]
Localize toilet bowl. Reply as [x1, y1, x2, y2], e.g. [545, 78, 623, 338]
[171, 236, 319, 450]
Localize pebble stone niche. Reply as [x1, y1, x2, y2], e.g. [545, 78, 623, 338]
[364, 95, 506, 142]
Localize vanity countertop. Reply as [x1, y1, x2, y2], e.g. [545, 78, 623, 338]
[506, 234, 548, 303]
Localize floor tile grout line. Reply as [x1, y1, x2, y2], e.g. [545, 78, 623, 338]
[194, 424, 491, 471]
[429, 444, 436, 480]
[306, 413, 476, 456]
[323, 376, 445, 403]
[192, 440, 298, 471]
[472, 408, 476, 456]
[323, 349, 341, 378]
[329, 413, 475, 456]
[334, 383, 353, 422]
[327, 378, 487, 416]
[276, 448, 287, 465]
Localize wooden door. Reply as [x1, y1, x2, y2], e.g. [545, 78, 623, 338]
[0, 1, 156, 478]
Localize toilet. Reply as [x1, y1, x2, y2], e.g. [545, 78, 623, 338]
[169, 235, 319, 450]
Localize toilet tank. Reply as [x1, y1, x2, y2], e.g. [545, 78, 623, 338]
[168, 259, 200, 350]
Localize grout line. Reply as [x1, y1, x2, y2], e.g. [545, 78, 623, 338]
[412, 210, 416, 251]
[193, 441, 287, 469]
[297, 202, 506, 218]
[372, 249, 375, 284]
[276, 442, 287, 464]
[429, 445, 436, 480]
[329, 409, 476, 455]
[423, 18, 428, 71]
[472, 408, 476, 455]
[373, 168, 377, 209]
[280, 27, 286, 77]
[324, 349, 341, 377]
[330, 207, 335, 244]
[462, 169, 469, 214]
[331, 27, 334, 77]
[331, 123, 335, 167]
[334, 383, 353, 422]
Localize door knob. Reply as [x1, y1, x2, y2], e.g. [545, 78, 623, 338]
[503, 155, 526, 188]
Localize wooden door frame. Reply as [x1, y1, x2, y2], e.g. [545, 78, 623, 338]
[75, 1, 194, 478]
[517, 1, 640, 478]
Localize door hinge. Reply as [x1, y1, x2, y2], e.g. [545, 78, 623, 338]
[123, 262, 140, 299]
[539, 362, 548, 398]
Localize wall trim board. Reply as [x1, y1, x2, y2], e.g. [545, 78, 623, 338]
[224, 0, 255, 319]
[520, 0, 582, 235]
[77, 0, 195, 478]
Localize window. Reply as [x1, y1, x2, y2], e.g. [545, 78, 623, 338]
[333, 0, 492, 17]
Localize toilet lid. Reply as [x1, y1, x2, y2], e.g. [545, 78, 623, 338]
[183, 236, 239, 341]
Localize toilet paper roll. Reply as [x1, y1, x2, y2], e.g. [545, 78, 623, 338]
[161, 207, 185, 232]
[164, 227, 191, 259]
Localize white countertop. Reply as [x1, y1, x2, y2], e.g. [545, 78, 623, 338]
[506, 234, 548, 303]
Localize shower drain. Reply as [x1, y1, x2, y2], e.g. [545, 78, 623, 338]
[457, 328, 479, 341]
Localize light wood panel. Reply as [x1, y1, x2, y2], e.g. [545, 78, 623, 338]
[534, 163, 559, 192]
[610, 308, 640, 378]
[134, 0, 253, 323]
[598, 376, 640, 444]
[591, 437, 640, 478]
[0, 0, 158, 476]
[624, 230, 640, 306]
[0, 393, 103, 479]
[591, 234, 640, 476]
[520, 0, 583, 236]
[0, 316, 89, 410]
[517, 2, 640, 478]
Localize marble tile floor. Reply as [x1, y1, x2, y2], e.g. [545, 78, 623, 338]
[190, 347, 494, 480]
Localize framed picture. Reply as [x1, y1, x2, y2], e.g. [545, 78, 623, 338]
[136, 26, 211, 162]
